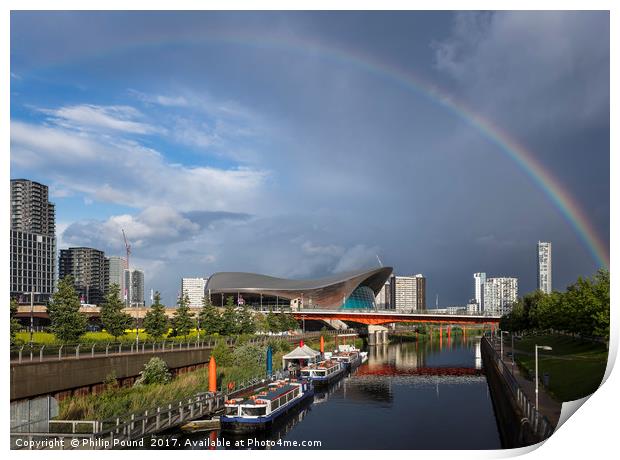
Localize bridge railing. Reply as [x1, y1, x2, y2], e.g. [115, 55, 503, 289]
[291, 307, 500, 317]
[482, 337, 554, 440]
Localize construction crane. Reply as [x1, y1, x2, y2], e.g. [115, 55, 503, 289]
[122, 229, 131, 270]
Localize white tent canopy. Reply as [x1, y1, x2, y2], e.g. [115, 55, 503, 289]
[282, 344, 321, 368]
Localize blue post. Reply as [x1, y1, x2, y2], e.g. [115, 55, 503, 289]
[266, 345, 273, 376]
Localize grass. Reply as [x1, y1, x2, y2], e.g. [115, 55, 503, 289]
[56, 333, 359, 422]
[14, 329, 243, 346]
[512, 334, 608, 402]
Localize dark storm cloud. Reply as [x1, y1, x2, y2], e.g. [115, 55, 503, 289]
[10, 11, 609, 305]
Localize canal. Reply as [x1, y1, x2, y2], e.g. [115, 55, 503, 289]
[172, 337, 501, 449]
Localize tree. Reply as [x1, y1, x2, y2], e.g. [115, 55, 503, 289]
[143, 291, 168, 339]
[266, 307, 280, 333]
[198, 295, 222, 336]
[47, 276, 87, 343]
[10, 298, 21, 345]
[172, 292, 194, 339]
[238, 306, 256, 334]
[220, 296, 240, 336]
[100, 283, 134, 339]
[254, 312, 269, 333]
[279, 305, 299, 332]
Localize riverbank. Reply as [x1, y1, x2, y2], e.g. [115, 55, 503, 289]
[56, 333, 357, 422]
[511, 334, 607, 401]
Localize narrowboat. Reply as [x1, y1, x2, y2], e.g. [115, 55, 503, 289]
[299, 359, 345, 385]
[220, 378, 314, 432]
[332, 349, 362, 370]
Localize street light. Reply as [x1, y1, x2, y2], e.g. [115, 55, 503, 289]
[25, 291, 40, 347]
[535, 345, 553, 411]
[500, 330, 509, 358]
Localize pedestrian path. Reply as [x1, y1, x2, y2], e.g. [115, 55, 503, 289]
[491, 339, 561, 426]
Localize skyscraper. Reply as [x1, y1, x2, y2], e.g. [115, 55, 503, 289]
[483, 277, 518, 316]
[105, 256, 127, 301]
[59, 247, 106, 305]
[181, 277, 208, 308]
[124, 269, 145, 307]
[389, 274, 426, 312]
[10, 179, 56, 303]
[537, 241, 552, 294]
[473, 272, 486, 311]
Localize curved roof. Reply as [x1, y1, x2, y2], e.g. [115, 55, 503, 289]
[206, 267, 393, 295]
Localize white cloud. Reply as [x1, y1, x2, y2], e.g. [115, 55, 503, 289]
[11, 120, 271, 214]
[39, 104, 160, 134]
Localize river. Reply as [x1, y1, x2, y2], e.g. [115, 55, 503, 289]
[170, 336, 501, 449]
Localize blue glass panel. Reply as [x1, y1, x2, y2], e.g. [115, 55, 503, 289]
[342, 286, 376, 310]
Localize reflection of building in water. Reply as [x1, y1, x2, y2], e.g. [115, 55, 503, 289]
[343, 376, 393, 404]
[368, 342, 426, 369]
[313, 378, 344, 404]
[475, 341, 482, 370]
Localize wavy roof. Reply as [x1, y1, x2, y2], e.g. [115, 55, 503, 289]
[206, 267, 392, 295]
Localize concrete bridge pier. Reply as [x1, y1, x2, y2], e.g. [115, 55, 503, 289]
[368, 325, 389, 346]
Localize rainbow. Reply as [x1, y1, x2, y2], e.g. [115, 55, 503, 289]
[22, 29, 609, 268]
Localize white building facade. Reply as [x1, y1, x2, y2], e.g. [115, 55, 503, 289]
[181, 277, 208, 308]
[390, 274, 425, 312]
[473, 272, 486, 311]
[483, 277, 518, 316]
[537, 241, 552, 294]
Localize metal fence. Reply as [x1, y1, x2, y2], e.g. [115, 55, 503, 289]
[10, 370, 289, 450]
[482, 337, 554, 440]
[10, 330, 357, 364]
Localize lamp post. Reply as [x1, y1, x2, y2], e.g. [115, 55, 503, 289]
[26, 291, 40, 347]
[500, 330, 509, 358]
[535, 345, 553, 411]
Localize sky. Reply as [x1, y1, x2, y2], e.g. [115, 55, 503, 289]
[10, 11, 610, 306]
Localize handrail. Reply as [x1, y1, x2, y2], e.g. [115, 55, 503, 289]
[482, 337, 554, 440]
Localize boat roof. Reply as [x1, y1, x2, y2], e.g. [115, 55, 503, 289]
[301, 359, 340, 370]
[228, 380, 299, 406]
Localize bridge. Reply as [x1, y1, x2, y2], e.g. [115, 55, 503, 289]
[289, 309, 501, 326]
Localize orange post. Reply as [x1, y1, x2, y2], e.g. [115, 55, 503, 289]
[208, 356, 217, 392]
[320, 336, 324, 353]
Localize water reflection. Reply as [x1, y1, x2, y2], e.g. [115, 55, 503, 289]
[173, 337, 501, 450]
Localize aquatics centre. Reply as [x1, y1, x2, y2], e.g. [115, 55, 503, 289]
[205, 267, 393, 311]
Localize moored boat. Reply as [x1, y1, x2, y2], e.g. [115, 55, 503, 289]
[220, 378, 314, 432]
[299, 359, 345, 385]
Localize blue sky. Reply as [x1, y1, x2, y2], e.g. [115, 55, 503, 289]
[10, 11, 610, 305]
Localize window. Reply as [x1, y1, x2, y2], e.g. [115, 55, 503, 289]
[225, 406, 239, 416]
[242, 406, 266, 417]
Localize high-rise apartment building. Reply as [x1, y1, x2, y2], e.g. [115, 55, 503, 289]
[483, 277, 518, 316]
[105, 256, 127, 301]
[181, 277, 208, 308]
[473, 272, 486, 311]
[124, 269, 145, 307]
[389, 274, 426, 312]
[59, 247, 106, 305]
[375, 281, 390, 309]
[10, 179, 56, 303]
[537, 241, 552, 294]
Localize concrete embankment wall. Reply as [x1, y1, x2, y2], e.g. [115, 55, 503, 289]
[10, 348, 212, 401]
[480, 338, 539, 448]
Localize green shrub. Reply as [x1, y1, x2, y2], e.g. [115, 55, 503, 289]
[134, 357, 171, 386]
[211, 340, 232, 367]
